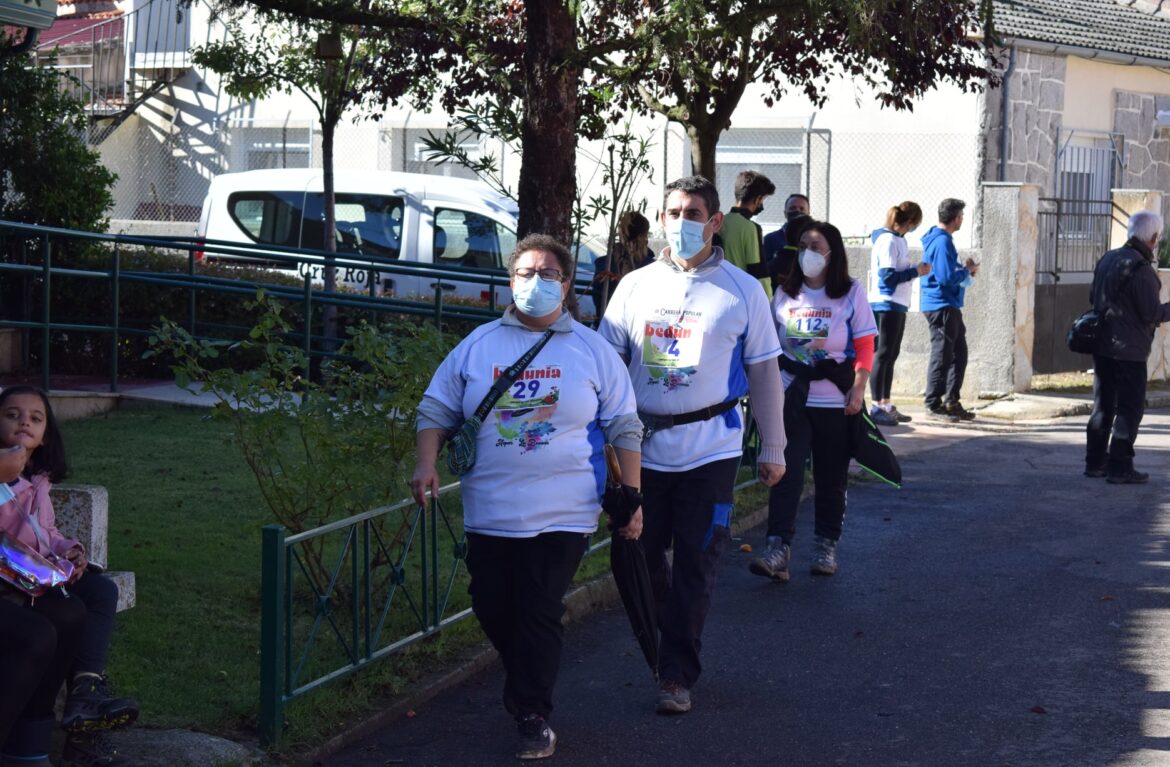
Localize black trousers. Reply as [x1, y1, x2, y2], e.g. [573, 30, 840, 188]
[870, 310, 908, 402]
[641, 457, 737, 689]
[767, 404, 851, 544]
[68, 571, 119, 676]
[0, 589, 87, 747]
[924, 307, 968, 409]
[1086, 355, 1148, 473]
[465, 531, 588, 721]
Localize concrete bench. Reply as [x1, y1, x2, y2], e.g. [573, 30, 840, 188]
[51, 484, 136, 612]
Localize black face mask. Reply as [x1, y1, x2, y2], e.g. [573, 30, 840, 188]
[754, 205, 765, 218]
[785, 209, 804, 222]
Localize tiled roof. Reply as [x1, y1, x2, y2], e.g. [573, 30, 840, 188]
[993, 0, 1170, 62]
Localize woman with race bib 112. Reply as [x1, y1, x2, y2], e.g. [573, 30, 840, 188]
[749, 221, 876, 583]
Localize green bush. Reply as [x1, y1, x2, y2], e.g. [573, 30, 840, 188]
[147, 292, 456, 580]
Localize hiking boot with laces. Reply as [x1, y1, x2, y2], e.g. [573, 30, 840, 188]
[944, 401, 976, 421]
[63, 731, 131, 767]
[888, 405, 912, 423]
[748, 537, 791, 582]
[61, 674, 139, 733]
[515, 714, 556, 760]
[926, 405, 959, 423]
[655, 680, 692, 715]
[810, 536, 838, 576]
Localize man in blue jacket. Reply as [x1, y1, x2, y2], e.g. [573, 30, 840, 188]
[920, 198, 978, 422]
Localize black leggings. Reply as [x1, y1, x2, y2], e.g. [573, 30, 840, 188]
[0, 589, 87, 745]
[870, 310, 907, 402]
[767, 404, 851, 544]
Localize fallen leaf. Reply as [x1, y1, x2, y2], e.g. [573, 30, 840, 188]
[1100, 595, 1115, 601]
[739, 543, 753, 553]
[1030, 706, 1047, 715]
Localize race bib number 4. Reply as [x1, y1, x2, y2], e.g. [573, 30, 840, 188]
[641, 320, 701, 369]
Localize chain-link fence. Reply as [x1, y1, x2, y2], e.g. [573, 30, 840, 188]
[709, 128, 981, 249]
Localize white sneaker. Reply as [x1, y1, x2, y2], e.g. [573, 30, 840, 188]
[810, 536, 838, 576]
[749, 537, 791, 582]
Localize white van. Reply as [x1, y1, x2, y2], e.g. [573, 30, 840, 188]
[196, 168, 597, 312]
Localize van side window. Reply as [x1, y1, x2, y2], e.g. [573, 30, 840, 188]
[433, 208, 509, 271]
[228, 192, 303, 248]
[302, 193, 404, 259]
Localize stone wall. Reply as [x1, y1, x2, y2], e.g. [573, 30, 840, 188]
[1114, 91, 1170, 221]
[982, 49, 1067, 191]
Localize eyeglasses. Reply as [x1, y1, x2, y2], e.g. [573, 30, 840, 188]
[513, 267, 564, 282]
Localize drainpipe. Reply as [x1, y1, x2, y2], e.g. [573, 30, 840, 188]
[2, 28, 38, 57]
[998, 44, 1016, 182]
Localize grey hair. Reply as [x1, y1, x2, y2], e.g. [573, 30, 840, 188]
[1128, 209, 1164, 243]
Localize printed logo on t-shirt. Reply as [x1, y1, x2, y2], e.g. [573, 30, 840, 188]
[490, 365, 561, 453]
[784, 307, 831, 365]
[641, 312, 702, 391]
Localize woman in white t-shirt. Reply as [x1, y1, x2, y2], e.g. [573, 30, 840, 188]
[411, 234, 644, 761]
[749, 221, 876, 582]
[866, 201, 928, 426]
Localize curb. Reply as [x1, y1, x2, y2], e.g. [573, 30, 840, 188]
[296, 502, 771, 766]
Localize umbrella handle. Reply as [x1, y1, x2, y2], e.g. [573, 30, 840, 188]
[604, 444, 623, 487]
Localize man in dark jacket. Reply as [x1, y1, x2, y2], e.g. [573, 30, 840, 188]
[1086, 209, 1170, 483]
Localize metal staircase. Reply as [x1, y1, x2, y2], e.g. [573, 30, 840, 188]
[35, 0, 203, 136]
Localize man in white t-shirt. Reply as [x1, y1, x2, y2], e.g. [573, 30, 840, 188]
[599, 175, 787, 716]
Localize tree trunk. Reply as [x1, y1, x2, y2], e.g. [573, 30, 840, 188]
[687, 123, 719, 184]
[517, 0, 578, 242]
[321, 84, 338, 346]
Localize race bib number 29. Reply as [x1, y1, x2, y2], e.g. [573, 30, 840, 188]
[641, 320, 701, 368]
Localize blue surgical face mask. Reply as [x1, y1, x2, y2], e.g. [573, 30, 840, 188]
[665, 216, 712, 261]
[0, 482, 14, 505]
[513, 274, 563, 317]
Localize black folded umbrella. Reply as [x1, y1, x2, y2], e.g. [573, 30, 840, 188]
[603, 445, 659, 680]
[610, 535, 659, 680]
[850, 405, 902, 488]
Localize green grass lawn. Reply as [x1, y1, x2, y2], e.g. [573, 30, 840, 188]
[63, 407, 272, 736]
[60, 404, 767, 752]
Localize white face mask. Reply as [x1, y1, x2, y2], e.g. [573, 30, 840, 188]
[799, 249, 827, 279]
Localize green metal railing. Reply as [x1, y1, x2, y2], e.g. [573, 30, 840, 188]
[259, 483, 471, 748]
[0, 220, 595, 390]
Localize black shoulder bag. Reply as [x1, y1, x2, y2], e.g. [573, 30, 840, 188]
[1068, 257, 1140, 354]
[445, 329, 555, 475]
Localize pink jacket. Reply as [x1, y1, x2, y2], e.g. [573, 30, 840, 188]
[0, 474, 82, 559]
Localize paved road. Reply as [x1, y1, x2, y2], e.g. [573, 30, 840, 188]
[327, 412, 1170, 767]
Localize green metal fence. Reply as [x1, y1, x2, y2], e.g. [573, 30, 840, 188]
[0, 219, 594, 390]
[259, 484, 471, 748]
